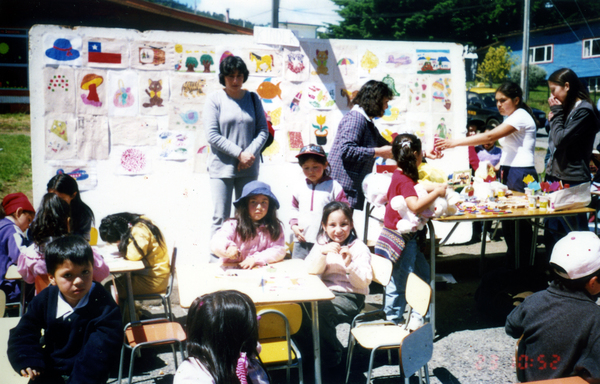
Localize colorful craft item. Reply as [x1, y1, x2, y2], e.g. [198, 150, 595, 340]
[528, 181, 541, 192]
[540, 181, 550, 193]
[549, 181, 561, 192]
[523, 174, 535, 185]
[46, 38, 80, 61]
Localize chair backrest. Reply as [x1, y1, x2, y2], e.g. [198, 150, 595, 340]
[35, 274, 51, 295]
[371, 254, 393, 287]
[406, 273, 432, 316]
[165, 246, 177, 297]
[399, 322, 433, 377]
[89, 227, 98, 246]
[0, 290, 5, 318]
[256, 304, 302, 339]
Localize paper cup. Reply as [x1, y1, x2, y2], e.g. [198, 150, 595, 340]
[528, 196, 536, 209]
[539, 197, 548, 210]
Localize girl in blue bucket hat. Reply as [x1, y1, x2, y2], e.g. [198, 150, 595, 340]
[210, 181, 285, 269]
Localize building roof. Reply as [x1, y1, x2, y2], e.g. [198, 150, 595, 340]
[0, 0, 253, 35]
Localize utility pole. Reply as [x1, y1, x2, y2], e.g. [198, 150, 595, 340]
[272, 0, 279, 28]
[521, 0, 530, 101]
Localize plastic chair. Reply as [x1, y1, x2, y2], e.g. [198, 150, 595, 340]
[89, 227, 99, 246]
[345, 273, 433, 384]
[117, 318, 186, 384]
[0, 290, 5, 318]
[34, 274, 50, 295]
[399, 322, 433, 384]
[256, 303, 303, 384]
[132, 246, 177, 320]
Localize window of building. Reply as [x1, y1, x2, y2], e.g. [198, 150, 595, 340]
[528, 45, 553, 64]
[583, 38, 600, 58]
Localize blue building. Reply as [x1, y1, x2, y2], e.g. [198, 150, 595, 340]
[502, 18, 600, 87]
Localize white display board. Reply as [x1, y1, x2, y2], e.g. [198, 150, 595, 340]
[29, 25, 468, 260]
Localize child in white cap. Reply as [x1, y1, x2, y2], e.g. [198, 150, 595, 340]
[505, 231, 600, 382]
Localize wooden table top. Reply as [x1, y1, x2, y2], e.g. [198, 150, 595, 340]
[94, 245, 145, 273]
[0, 317, 29, 383]
[177, 258, 335, 308]
[435, 206, 594, 223]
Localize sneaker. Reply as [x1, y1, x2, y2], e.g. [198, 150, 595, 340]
[407, 312, 424, 331]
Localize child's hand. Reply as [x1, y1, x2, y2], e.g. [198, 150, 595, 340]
[225, 245, 240, 260]
[21, 368, 42, 380]
[340, 246, 352, 267]
[436, 183, 448, 198]
[292, 225, 306, 243]
[321, 242, 341, 255]
[239, 257, 256, 269]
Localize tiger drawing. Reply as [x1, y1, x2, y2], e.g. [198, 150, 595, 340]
[181, 79, 206, 98]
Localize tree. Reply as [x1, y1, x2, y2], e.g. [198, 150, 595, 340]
[200, 54, 214, 73]
[510, 64, 547, 89]
[476, 46, 515, 86]
[185, 57, 198, 72]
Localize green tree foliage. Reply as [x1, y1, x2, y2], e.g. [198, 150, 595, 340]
[510, 64, 548, 89]
[327, 0, 600, 47]
[477, 46, 515, 85]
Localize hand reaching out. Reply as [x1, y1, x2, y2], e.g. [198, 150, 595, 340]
[225, 245, 240, 260]
[239, 257, 257, 269]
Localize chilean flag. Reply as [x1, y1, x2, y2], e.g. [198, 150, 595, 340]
[88, 41, 121, 64]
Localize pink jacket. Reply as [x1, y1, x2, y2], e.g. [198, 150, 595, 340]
[17, 244, 110, 284]
[210, 220, 286, 266]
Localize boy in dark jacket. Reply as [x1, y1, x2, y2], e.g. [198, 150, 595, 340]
[505, 231, 600, 382]
[8, 235, 122, 383]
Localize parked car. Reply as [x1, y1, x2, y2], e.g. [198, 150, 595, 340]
[467, 86, 547, 129]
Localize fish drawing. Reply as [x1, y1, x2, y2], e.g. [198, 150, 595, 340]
[257, 80, 282, 102]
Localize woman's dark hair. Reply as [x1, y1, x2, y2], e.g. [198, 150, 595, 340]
[392, 133, 421, 182]
[316, 201, 357, 244]
[218, 55, 249, 86]
[352, 80, 394, 118]
[99, 213, 165, 257]
[30, 193, 70, 251]
[495, 82, 539, 126]
[298, 154, 330, 178]
[186, 290, 260, 384]
[45, 235, 94, 276]
[47, 174, 95, 237]
[233, 196, 282, 242]
[548, 68, 600, 118]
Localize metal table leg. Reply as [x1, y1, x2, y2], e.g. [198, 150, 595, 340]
[312, 301, 322, 384]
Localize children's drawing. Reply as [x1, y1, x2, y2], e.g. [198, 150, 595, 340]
[132, 42, 172, 71]
[376, 73, 408, 116]
[45, 116, 76, 160]
[76, 70, 108, 115]
[383, 52, 414, 73]
[219, 50, 234, 64]
[267, 107, 282, 129]
[158, 131, 193, 160]
[50, 162, 98, 191]
[331, 44, 358, 81]
[382, 74, 400, 97]
[143, 80, 163, 108]
[261, 132, 282, 163]
[83, 38, 128, 68]
[174, 44, 216, 73]
[139, 72, 169, 116]
[386, 54, 411, 67]
[109, 117, 157, 146]
[181, 78, 206, 98]
[249, 52, 274, 72]
[107, 70, 139, 117]
[283, 48, 309, 82]
[408, 76, 429, 113]
[432, 77, 452, 113]
[304, 83, 335, 110]
[312, 115, 329, 145]
[44, 36, 82, 66]
[76, 116, 109, 160]
[360, 50, 379, 75]
[337, 58, 354, 75]
[287, 53, 305, 74]
[289, 91, 302, 113]
[170, 104, 202, 130]
[416, 50, 451, 74]
[287, 128, 305, 162]
[338, 87, 358, 110]
[80, 73, 103, 107]
[256, 78, 282, 103]
[312, 49, 329, 75]
[434, 114, 453, 141]
[193, 127, 210, 173]
[241, 50, 280, 77]
[44, 67, 75, 114]
[116, 147, 152, 175]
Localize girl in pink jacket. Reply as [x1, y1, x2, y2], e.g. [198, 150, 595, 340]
[210, 181, 286, 269]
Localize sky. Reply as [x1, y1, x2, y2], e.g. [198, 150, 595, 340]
[179, 0, 343, 27]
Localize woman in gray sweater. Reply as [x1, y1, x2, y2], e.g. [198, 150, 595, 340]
[204, 56, 268, 237]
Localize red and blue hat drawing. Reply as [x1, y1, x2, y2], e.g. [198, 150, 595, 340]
[46, 38, 80, 61]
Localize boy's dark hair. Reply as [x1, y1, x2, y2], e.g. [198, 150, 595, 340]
[47, 174, 95, 234]
[45, 235, 94, 275]
[99, 212, 165, 257]
[552, 265, 600, 292]
[352, 80, 394, 118]
[467, 120, 484, 131]
[30, 193, 71, 250]
[392, 133, 422, 182]
[218, 55, 249, 86]
[298, 154, 330, 177]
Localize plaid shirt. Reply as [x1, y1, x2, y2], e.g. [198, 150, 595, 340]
[329, 110, 389, 210]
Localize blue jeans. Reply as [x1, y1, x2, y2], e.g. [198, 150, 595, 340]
[209, 176, 257, 237]
[384, 239, 430, 324]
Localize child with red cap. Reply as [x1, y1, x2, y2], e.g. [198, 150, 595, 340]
[0, 193, 35, 302]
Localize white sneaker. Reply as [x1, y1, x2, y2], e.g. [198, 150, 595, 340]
[407, 312, 424, 331]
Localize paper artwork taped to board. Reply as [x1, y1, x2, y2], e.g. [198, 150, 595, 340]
[131, 42, 173, 71]
[286, 122, 308, 162]
[252, 77, 283, 106]
[170, 73, 209, 104]
[174, 44, 216, 73]
[383, 52, 414, 73]
[359, 49, 381, 77]
[433, 114, 453, 140]
[416, 50, 451, 74]
[76, 116, 109, 160]
[336, 84, 360, 110]
[139, 72, 169, 116]
[44, 67, 75, 114]
[76, 69, 108, 115]
[193, 126, 210, 174]
[43, 35, 82, 66]
[49, 162, 98, 191]
[408, 76, 430, 113]
[261, 130, 284, 164]
[406, 118, 431, 150]
[431, 77, 452, 113]
[304, 83, 335, 110]
[307, 110, 339, 153]
[283, 48, 309, 82]
[158, 131, 193, 160]
[109, 117, 157, 146]
[331, 44, 358, 81]
[83, 38, 129, 69]
[170, 104, 202, 130]
[115, 147, 152, 175]
[244, 50, 281, 77]
[308, 46, 334, 80]
[107, 70, 139, 117]
[45, 115, 76, 160]
[266, 107, 282, 131]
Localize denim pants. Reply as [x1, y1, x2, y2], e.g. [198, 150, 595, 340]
[384, 238, 430, 323]
[209, 176, 257, 237]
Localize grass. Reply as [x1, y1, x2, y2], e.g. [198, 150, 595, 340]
[0, 113, 33, 201]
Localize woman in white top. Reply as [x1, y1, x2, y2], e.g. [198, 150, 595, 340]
[437, 82, 538, 268]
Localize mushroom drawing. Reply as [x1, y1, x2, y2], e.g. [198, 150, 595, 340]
[80, 73, 103, 107]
